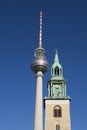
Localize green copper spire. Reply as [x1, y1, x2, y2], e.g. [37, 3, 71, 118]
[51, 49, 63, 80]
[47, 49, 67, 99]
[54, 49, 59, 63]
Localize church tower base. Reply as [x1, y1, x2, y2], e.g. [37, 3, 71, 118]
[44, 98, 71, 130]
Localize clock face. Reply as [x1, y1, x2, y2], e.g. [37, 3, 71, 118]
[53, 86, 60, 97]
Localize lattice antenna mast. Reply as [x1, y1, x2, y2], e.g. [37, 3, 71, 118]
[39, 11, 42, 48]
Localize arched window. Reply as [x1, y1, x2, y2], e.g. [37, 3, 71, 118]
[56, 124, 60, 130]
[54, 105, 62, 117]
[55, 66, 59, 76]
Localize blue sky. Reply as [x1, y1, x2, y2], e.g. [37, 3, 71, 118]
[0, 0, 87, 130]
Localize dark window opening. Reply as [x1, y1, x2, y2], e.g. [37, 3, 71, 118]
[52, 68, 53, 75]
[56, 125, 60, 130]
[54, 106, 62, 117]
[55, 67, 59, 76]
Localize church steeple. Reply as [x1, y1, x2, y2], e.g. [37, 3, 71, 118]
[44, 49, 71, 130]
[47, 49, 67, 99]
[51, 49, 63, 79]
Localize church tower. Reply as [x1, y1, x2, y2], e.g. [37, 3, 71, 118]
[44, 50, 71, 130]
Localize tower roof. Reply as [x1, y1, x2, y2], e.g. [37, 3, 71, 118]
[52, 49, 62, 69]
[51, 49, 63, 80]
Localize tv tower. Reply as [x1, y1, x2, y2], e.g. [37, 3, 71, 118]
[31, 11, 49, 130]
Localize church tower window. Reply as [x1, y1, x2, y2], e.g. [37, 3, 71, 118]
[56, 125, 60, 130]
[55, 66, 59, 76]
[54, 105, 62, 117]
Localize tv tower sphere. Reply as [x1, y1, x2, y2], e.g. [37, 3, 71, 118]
[31, 47, 49, 74]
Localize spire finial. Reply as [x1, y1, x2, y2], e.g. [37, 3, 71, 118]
[54, 49, 59, 63]
[39, 10, 42, 48]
